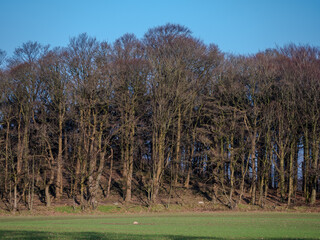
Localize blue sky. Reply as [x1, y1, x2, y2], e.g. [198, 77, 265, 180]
[1, 0, 319, 56]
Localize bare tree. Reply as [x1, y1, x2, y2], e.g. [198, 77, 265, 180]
[7, 41, 49, 211]
[66, 33, 114, 209]
[111, 33, 148, 202]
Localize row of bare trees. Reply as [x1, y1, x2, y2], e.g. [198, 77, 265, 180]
[0, 24, 319, 211]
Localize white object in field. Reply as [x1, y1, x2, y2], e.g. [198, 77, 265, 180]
[133, 221, 139, 225]
[198, 201, 204, 204]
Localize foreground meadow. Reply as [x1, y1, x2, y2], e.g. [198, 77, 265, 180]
[0, 212, 319, 239]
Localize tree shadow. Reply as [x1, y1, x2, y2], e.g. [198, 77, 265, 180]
[0, 230, 316, 240]
[111, 180, 124, 199]
[192, 182, 213, 201]
[0, 230, 216, 239]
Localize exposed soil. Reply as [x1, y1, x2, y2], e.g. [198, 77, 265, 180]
[1, 179, 319, 216]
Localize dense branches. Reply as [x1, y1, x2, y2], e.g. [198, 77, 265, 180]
[0, 24, 319, 211]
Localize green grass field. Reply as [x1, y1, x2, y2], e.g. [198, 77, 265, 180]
[0, 212, 319, 239]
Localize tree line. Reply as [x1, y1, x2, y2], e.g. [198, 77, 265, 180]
[0, 24, 319, 211]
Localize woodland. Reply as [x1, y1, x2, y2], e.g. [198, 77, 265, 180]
[0, 24, 319, 212]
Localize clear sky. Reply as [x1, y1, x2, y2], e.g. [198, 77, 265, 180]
[1, 0, 319, 57]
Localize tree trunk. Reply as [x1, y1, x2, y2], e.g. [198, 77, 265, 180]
[238, 129, 247, 204]
[122, 112, 127, 180]
[258, 174, 265, 206]
[303, 130, 310, 202]
[13, 183, 17, 213]
[125, 122, 135, 202]
[229, 135, 235, 201]
[250, 126, 257, 205]
[310, 135, 319, 205]
[45, 141, 56, 207]
[174, 106, 181, 186]
[56, 110, 63, 199]
[45, 170, 55, 207]
[239, 156, 249, 204]
[279, 144, 286, 202]
[184, 131, 195, 189]
[91, 149, 106, 209]
[106, 149, 113, 198]
[287, 141, 294, 206]
[152, 129, 165, 202]
[4, 119, 10, 193]
[74, 145, 81, 204]
[45, 184, 51, 207]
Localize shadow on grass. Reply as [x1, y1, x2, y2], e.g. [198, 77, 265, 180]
[0, 230, 214, 240]
[0, 230, 318, 240]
